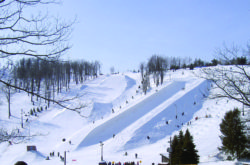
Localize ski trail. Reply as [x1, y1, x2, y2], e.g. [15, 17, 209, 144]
[122, 79, 209, 150]
[76, 81, 186, 149]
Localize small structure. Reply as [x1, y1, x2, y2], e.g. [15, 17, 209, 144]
[27, 145, 37, 151]
[159, 153, 169, 165]
[99, 161, 107, 165]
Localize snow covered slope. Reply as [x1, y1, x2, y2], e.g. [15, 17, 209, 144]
[0, 69, 245, 165]
[77, 81, 186, 148]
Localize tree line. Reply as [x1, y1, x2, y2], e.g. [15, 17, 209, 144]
[139, 52, 249, 95]
[139, 55, 185, 94]
[0, 0, 89, 112]
[139, 55, 201, 94]
[11, 58, 101, 107]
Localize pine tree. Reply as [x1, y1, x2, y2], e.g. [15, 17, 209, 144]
[181, 129, 199, 164]
[178, 130, 184, 145]
[30, 109, 33, 116]
[219, 108, 247, 159]
[170, 130, 199, 164]
[170, 135, 179, 165]
[176, 130, 184, 164]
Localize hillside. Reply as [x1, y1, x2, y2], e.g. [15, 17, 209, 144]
[0, 69, 245, 165]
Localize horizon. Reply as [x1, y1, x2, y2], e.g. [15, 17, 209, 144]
[38, 1, 250, 73]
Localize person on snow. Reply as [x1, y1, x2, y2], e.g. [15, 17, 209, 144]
[135, 153, 138, 159]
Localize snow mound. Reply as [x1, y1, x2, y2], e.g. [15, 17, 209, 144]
[6, 150, 46, 165]
[88, 102, 113, 121]
[124, 75, 137, 91]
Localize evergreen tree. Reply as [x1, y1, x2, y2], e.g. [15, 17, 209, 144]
[181, 129, 199, 164]
[189, 64, 194, 70]
[170, 135, 179, 165]
[178, 130, 184, 145]
[176, 130, 184, 164]
[170, 129, 199, 164]
[30, 109, 33, 116]
[219, 108, 247, 159]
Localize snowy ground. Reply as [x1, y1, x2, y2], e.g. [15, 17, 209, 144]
[0, 69, 247, 165]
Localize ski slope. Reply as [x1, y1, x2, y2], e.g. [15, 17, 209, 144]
[77, 81, 186, 148]
[0, 69, 247, 165]
[123, 79, 209, 150]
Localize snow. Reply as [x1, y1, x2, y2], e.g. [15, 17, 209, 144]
[0, 69, 246, 165]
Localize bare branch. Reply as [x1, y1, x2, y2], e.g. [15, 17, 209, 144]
[0, 79, 86, 114]
[0, 0, 73, 60]
[198, 43, 250, 108]
[0, 0, 90, 117]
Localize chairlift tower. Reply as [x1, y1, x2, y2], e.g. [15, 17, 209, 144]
[100, 141, 104, 161]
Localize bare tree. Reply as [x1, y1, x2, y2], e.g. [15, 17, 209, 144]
[1, 80, 16, 119]
[0, 0, 72, 60]
[93, 60, 101, 77]
[200, 43, 250, 108]
[0, 128, 21, 143]
[0, 0, 85, 112]
[139, 62, 145, 81]
[110, 66, 115, 74]
[198, 43, 250, 148]
[142, 73, 150, 95]
[0, 127, 48, 144]
[147, 55, 168, 86]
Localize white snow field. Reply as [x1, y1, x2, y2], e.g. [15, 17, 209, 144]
[0, 69, 247, 165]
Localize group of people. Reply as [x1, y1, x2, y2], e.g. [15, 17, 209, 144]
[105, 161, 140, 165]
[101, 152, 141, 165]
[49, 151, 65, 162]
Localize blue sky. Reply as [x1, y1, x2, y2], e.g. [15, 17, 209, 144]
[52, 0, 250, 73]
